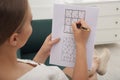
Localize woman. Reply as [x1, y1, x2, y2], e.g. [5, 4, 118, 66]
[0, 0, 110, 80]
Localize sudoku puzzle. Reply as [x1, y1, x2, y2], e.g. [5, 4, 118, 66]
[64, 9, 86, 33]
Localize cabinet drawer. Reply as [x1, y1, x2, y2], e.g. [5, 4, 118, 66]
[87, 2, 120, 16]
[95, 29, 120, 44]
[97, 15, 120, 29]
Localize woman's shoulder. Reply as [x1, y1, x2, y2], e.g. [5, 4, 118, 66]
[18, 59, 69, 80]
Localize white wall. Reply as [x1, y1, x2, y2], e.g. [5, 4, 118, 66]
[29, 0, 54, 20]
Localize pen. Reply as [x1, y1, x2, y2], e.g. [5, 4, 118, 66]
[76, 23, 89, 31]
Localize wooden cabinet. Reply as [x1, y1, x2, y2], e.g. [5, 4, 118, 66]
[76, 0, 120, 44]
[94, 1, 120, 44]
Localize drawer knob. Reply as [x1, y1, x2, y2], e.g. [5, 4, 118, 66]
[116, 8, 119, 11]
[115, 21, 118, 24]
[115, 34, 118, 37]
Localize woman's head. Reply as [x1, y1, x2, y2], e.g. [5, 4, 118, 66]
[0, 0, 32, 47]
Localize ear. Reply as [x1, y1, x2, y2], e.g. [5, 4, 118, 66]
[9, 33, 19, 47]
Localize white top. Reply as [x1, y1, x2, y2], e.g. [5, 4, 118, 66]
[18, 59, 68, 80]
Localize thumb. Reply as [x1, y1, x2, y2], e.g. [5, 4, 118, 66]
[50, 38, 60, 46]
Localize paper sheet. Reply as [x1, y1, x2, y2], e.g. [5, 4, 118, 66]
[50, 4, 99, 70]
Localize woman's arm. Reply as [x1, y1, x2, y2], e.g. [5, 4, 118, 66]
[33, 34, 60, 63]
[72, 19, 90, 80]
[72, 45, 88, 80]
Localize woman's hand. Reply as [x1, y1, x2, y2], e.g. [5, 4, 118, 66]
[72, 19, 91, 80]
[72, 19, 90, 46]
[33, 34, 60, 63]
[40, 34, 60, 56]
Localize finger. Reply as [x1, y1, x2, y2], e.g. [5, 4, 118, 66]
[80, 19, 90, 29]
[77, 19, 90, 29]
[46, 34, 52, 41]
[72, 22, 78, 31]
[50, 38, 60, 46]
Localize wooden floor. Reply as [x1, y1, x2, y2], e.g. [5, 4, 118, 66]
[95, 43, 120, 80]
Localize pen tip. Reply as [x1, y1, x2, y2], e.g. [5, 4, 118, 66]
[76, 23, 81, 29]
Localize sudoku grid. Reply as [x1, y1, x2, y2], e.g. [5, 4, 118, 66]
[64, 9, 86, 34]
